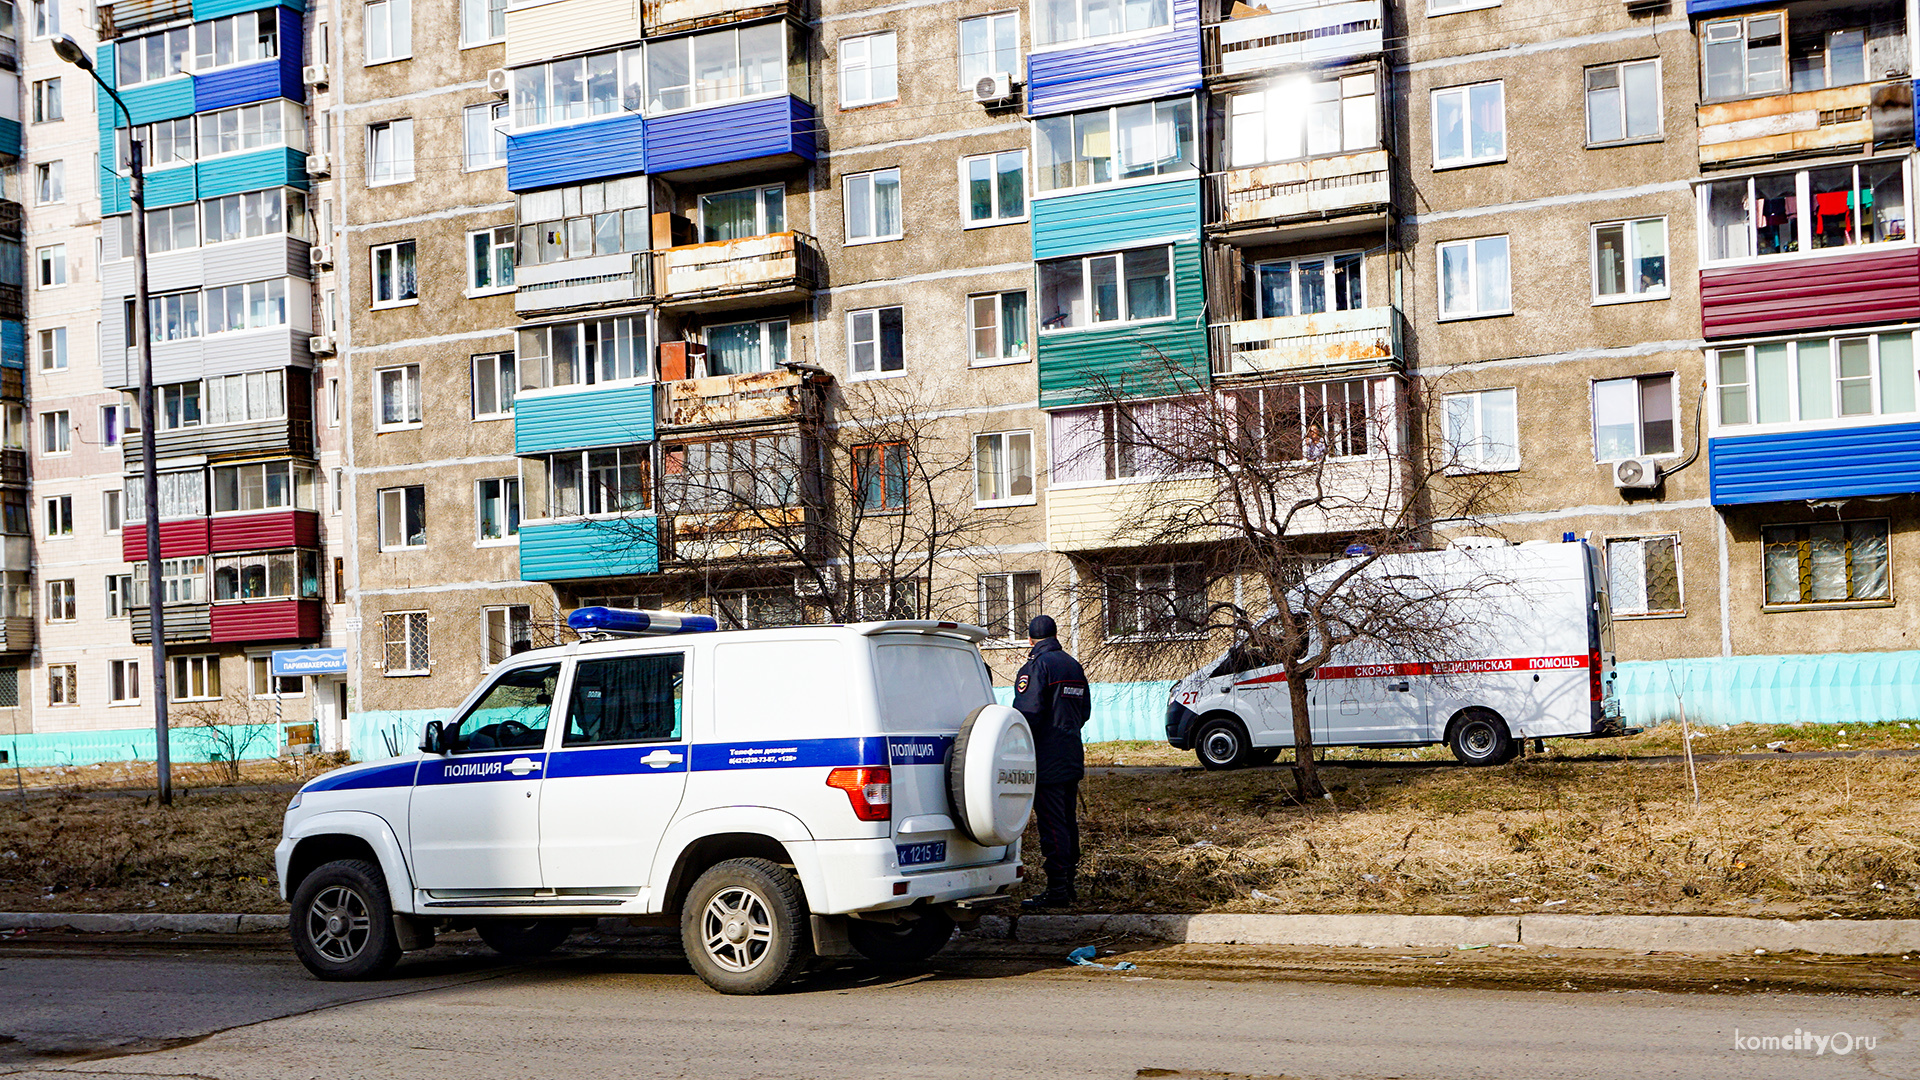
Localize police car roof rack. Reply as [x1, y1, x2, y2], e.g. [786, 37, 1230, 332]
[568, 607, 720, 640]
[858, 620, 989, 644]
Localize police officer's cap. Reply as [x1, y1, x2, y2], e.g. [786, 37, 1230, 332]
[1027, 615, 1057, 639]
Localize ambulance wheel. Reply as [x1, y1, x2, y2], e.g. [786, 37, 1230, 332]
[847, 909, 956, 965]
[1194, 715, 1252, 770]
[1450, 709, 1515, 766]
[289, 859, 401, 981]
[476, 918, 574, 958]
[1249, 748, 1282, 767]
[681, 857, 812, 995]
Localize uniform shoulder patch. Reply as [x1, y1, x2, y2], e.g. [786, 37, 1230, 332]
[1015, 674, 1029, 693]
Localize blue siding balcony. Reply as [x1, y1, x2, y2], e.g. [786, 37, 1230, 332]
[193, 0, 304, 20]
[520, 516, 660, 580]
[1, 320, 24, 369]
[1026, 0, 1201, 117]
[642, 96, 816, 180]
[0, 119, 17, 161]
[506, 116, 646, 193]
[1032, 175, 1201, 260]
[1710, 422, 1920, 505]
[101, 145, 307, 215]
[514, 382, 658, 455]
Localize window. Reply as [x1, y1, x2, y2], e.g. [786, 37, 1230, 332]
[1585, 60, 1660, 145]
[1592, 374, 1676, 460]
[856, 580, 920, 620]
[839, 32, 897, 107]
[1226, 74, 1377, 168]
[123, 473, 209, 522]
[1763, 520, 1888, 606]
[197, 280, 287, 337]
[1714, 331, 1917, 429]
[564, 653, 684, 744]
[848, 306, 904, 377]
[463, 100, 509, 170]
[710, 587, 804, 628]
[961, 150, 1026, 225]
[39, 411, 68, 454]
[203, 369, 288, 425]
[29, 0, 54, 37]
[704, 319, 788, 376]
[1437, 235, 1510, 319]
[1428, 0, 1496, 12]
[468, 225, 514, 293]
[37, 327, 64, 371]
[365, 0, 411, 62]
[112, 117, 199, 174]
[969, 290, 1029, 364]
[157, 382, 201, 430]
[101, 404, 126, 448]
[142, 206, 200, 253]
[1593, 218, 1668, 301]
[367, 119, 414, 185]
[1431, 81, 1504, 168]
[1035, 98, 1197, 193]
[461, 0, 505, 45]
[975, 430, 1034, 505]
[103, 490, 123, 532]
[328, 379, 341, 427]
[663, 435, 802, 513]
[191, 10, 277, 71]
[960, 11, 1019, 88]
[211, 460, 315, 513]
[143, 291, 203, 341]
[212, 550, 321, 602]
[0, 493, 24, 536]
[515, 178, 649, 267]
[472, 353, 516, 418]
[1701, 161, 1909, 263]
[1442, 387, 1518, 471]
[477, 477, 520, 541]
[844, 168, 903, 242]
[376, 365, 422, 428]
[569, 23, 789, 119]
[1035, 0, 1168, 45]
[113, 27, 189, 86]
[36, 245, 64, 287]
[379, 486, 426, 549]
[131, 557, 207, 604]
[1607, 535, 1682, 617]
[384, 611, 430, 673]
[1255, 252, 1363, 318]
[1233, 380, 1384, 461]
[698, 184, 784, 243]
[1104, 563, 1205, 639]
[170, 655, 221, 701]
[371, 240, 418, 306]
[47, 664, 75, 707]
[32, 161, 61, 204]
[1038, 247, 1173, 330]
[543, 446, 649, 517]
[516, 317, 646, 389]
[106, 573, 133, 618]
[31, 77, 58, 122]
[249, 655, 303, 697]
[484, 605, 532, 665]
[46, 579, 75, 621]
[193, 100, 304, 160]
[853, 441, 909, 512]
[199, 188, 308, 244]
[332, 470, 344, 514]
[978, 571, 1041, 641]
[109, 660, 140, 704]
[1701, 12, 1786, 100]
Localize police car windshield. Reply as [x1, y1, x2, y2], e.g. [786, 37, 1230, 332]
[446, 663, 557, 753]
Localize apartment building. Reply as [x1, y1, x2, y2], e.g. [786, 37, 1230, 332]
[1, 0, 1917, 766]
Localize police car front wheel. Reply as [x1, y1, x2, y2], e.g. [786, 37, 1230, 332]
[680, 857, 812, 995]
[289, 859, 401, 981]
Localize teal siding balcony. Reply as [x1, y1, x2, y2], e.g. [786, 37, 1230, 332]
[519, 516, 659, 580]
[514, 382, 657, 455]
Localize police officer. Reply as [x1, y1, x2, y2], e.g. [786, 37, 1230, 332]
[1010, 614, 1090, 909]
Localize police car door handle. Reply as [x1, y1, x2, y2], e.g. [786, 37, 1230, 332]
[641, 748, 684, 768]
[503, 757, 542, 776]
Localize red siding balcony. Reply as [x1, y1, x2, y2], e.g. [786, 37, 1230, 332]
[1701, 247, 1920, 339]
[210, 510, 321, 554]
[122, 518, 210, 562]
[211, 599, 322, 643]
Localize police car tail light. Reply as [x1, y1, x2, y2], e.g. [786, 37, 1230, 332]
[826, 767, 892, 821]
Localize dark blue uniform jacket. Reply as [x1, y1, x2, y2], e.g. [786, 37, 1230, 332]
[1010, 637, 1092, 783]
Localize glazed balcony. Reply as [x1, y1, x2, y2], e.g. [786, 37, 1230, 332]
[655, 231, 821, 311]
[1205, 0, 1383, 79]
[1698, 80, 1914, 168]
[1209, 305, 1401, 378]
[1209, 149, 1390, 243]
[0, 449, 23, 487]
[514, 252, 654, 315]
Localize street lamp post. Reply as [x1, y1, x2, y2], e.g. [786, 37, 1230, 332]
[53, 34, 171, 805]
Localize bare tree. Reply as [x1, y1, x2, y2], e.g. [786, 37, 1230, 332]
[174, 699, 277, 784]
[1067, 353, 1512, 799]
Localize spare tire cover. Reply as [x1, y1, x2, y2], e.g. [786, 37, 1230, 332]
[947, 704, 1037, 847]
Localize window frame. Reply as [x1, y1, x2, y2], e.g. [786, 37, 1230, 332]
[1427, 0, 1499, 14]
[1761, 518, 1891, 609]
[36, 244, 65, 288]
[1037, 245, 1177, 332]
[1103, 562, 1207, 641]
[483, 604, 534, 666]
[844, 167, 904, 244]
[959, 149, 1028, 227]
[976, 570, 1041, 643]
[1253, 251, 1366, 319]
[1435, 234, 1512, 320]
[365, 117, 415, 186]
[1605, 534, 1685, 618]
[37, 326, 65, 371]
[1033, 96, 1199, 196]
[852, 441, 910, 513]
[370, 239, 419, 307]
[1441, 386, 1519, 473]
[364, 0, 413, 64]
[959, 10, 1020, 89]
[209, 459, 315, 515]
[471, 351, 516, 419]
[384, 610, 431, 675]
[1225, 73, 1379, 170]
[476, 476, 521, 544]
[169, 654, 222, 701]
[108, 659, 141, 705]
[1033, 0, 1171, 48]
[460, 0, 506, 47]
[1696, 158, 1913, 268]
[33, 159, 63, 205]
[248, 654, 304, 698]
[106, 572, 133, 619]
[1429, 79, 1506, 170]
[375, 364, 423, 430]
[47, 663, 76, 707]
[378, 485, 427, 551]
[30, 76, 59, 123]
[839, 31, 899, 108]
[847, 305, 905, 380]
[463, 100, 510, 170]
[1700, 10, 1788, 102]
[967, 289, 1030, 366]
[45, 578, 76, 621]
[702, 318, 790, 377]
[1710, 330, 1918, 434]
[1590, 372, 1679, 462]
[467, 224, 515, 295]
[1584, 58, 1663, 148]
[973, 429, 1036, 506]
[1590, 216, 1670, 304]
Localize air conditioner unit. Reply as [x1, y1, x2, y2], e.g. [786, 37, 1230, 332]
[1612, 457, 1660, 490]
[311, 244, 334, 267]
[302, 63, 328, 87]
[307, 153, 331, 177]
[973, 72, 1015, 105]
[487, 67, 511, 96]
[309, 335, 336, 356]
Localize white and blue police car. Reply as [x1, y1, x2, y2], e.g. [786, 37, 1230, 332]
[275, 610, 1036, 994]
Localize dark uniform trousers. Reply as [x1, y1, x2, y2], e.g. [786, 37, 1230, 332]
[1034, 780, 1080, 892]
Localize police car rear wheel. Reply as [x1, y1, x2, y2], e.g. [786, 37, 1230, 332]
[1194, 716, 1251, 770]
[681, 858, 811, 995]
[1450, 709, 1515, 766]
[846, 909, 955, 965]
[289, 859, 401, 981]
[476, 918, 574, 958]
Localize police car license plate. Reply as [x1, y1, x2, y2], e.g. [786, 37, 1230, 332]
[896, 841, 946, 868]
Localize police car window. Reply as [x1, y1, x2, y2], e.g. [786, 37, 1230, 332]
[565, 652, 684, 746]
[446, 663, 558, 753]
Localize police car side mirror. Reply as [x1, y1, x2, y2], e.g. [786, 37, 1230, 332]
[420, 721, 446, 755]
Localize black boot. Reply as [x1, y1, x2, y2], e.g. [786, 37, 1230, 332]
[1020, 887, 1075, 910]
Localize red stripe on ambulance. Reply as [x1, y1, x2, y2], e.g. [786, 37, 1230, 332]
[1234, 654, 1589, 688]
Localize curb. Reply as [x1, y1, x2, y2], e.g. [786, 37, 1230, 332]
[0, 912, 289, 934]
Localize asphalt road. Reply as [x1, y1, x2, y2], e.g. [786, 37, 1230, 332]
[1, 935, 1916, 1080]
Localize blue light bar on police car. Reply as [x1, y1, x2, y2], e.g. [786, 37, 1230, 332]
[567, 607, 719, 637]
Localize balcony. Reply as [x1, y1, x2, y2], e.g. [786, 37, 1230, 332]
[655, 231, 821, 311]
[0, 449, 25, 486]
[642, 96, 817, 180]
[99, 0, 194, 38]
[1209, 149, 1390, 242]
[210, 510, 321, 554]
[212, 599, 323, 643]
[0, 616, 30, 654]
[1046, 477, 1224, 551]
[123, 416, 315, 471]
[514, 382, 658, 455]
[643, 0, 808, 39]
[1701, 247, 1920, 339]
[1210, 305, 1401, 378]
[519, 515, 660, 581]
[1711, 421, 1920, 504]
[123, 518, 212, 563]
[515, 253, 653, 314]
[1047, 459, 1404, 550]
[1205, 0, 1384, 79]
[664, 506, 814, 563]
[662, 368, 823, 432]
[131, 604, 213, 645]
[1698, 80, 1914, 168]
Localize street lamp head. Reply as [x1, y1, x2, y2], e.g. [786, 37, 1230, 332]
[51, 34, 92, 71]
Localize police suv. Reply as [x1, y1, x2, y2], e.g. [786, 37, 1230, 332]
[276, 610, 1037, 994]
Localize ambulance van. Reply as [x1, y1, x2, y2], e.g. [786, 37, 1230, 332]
[1165, 539, 1631, 768]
